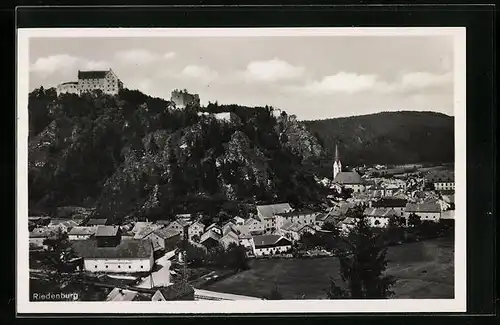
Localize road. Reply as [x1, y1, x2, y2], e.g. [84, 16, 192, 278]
[135, 249, 176, 289]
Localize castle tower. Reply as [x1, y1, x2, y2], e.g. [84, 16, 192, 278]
[333, 144, 342, 180]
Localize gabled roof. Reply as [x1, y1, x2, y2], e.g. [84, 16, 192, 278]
[200, 230, 221, 243]
[363, 207, 398, 218]
[78, 70, 109, 79]
[276, 209, 316, 218]
[68, 226, 97, 236]
[232, 216, 245, 223]
[189, 221, 205, 229]
[131, 222, 153, 234]
[252, 235, 291, 248]
[30, 228, 57, 238]
[405, 202, 441, 213]
[71, 238, 153, 259]
[95, 225, 120, 237]
[372, 197, 408, 208]
[256, 203, 293, 220]
[106, 288, 139, 302]
[86, 219, 108, 226]
[334, 171, 363, 185]
[153, 227, 181, 239]
[244, 218, 261, 225]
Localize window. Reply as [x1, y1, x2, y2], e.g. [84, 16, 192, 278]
[129, 265, 132, 269]
[105, 265, 108, 268]
[141, 266, 144, 269]
[118, 265, 121, 268]
[95, 265, 97, 268]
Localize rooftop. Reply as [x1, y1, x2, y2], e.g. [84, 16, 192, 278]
[405, 203, 441, 213]
[334, 171, 363, 185]
[78, 70, 109, 80]
[363, 207, 398, 218]
[95, 225, 120, 237]
[71, 238, 153, 259]
[86, 219, 108, 226]
[153, 227, 181, 239]
[252, 235, 291, 248]
[256, 203, 293, 220]
[68, 226, 97, 236]
[275, 210, 316, 218]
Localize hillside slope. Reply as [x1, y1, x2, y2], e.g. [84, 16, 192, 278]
[303, 111, 454, 167]
[28, 88, 327, 223]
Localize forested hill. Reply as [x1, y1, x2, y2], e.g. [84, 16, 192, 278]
[28, 87, 327, 223]
[303, 111, 454, 167]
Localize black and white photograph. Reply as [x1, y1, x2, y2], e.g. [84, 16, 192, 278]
[16, 27, 466, 314]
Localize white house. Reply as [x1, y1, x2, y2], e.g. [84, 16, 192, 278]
[188, 221, 205, 241]
[333, 171, 365, 193]
[256, 203, 293, 233]
[251, 235, 292, 257]
[68, 226, 97, 241]
[219, 230, 240, 249]
[404, 202, 442, 223]
[279, 222, 316, 242]
[71, 238, 154, 273]
[275, 210, 318, 230]
[231, 216, 245, 226]
[241, 218, 265, 234]
[363, 207, 399, 228]
[29, 228, 57, 249]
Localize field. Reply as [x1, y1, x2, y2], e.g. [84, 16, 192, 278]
[203, 237, 454, 299]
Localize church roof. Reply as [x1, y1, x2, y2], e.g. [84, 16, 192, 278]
[334, 171, 363, 185]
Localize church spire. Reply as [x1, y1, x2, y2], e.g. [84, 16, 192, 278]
[335, 144, 340, 162]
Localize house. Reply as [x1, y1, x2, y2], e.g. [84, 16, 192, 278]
[251, 235, 292, 257]
[219, 230, 240, 249]
[71, 238, 154, 273]
[131, 222, 153, 235]
[134, 223, 163, 240]
[241, 218, 265, 234]
[256, 203, 293, 233]
[188, 221, 205, 241]
[77, 69, 123, 95]
[68, 226, 97, 241]
[425, 171, 455, 191]
[404, 202, 442, 222]
[165, 220, 190, 237]
[338, 217, 357, 235]
[146, 228, 181, 252]
[95, 225, 122, 247]
[152, 282, 195, 301]
[238, 232, 254, 251]
[333, 171, 365, 193]
[363, 207, 399, 228]
[372, 198, 408, 216]
[275, 210, 318, 230]
[29, 228, 57, 249]
[48, 219, 79, 233]
[86, 219, 108, 226]
[56, 81, 79, 96]
[232, 216, 245, 226]
[200, 230, 222, 250]
[205, 223, 223, 236]
[279, 222, 316, 242]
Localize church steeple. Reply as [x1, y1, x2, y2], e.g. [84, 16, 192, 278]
[333, 144, 342, 180]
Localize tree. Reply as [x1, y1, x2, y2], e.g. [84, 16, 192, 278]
[408, 213, 422, 228]
[224, 243, 250, 271]
[327, 212, 395, 299]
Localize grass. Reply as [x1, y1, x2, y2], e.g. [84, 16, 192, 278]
[203, 237, 454, 299]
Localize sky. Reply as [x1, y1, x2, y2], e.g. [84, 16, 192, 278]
[29, 36, 454, 120]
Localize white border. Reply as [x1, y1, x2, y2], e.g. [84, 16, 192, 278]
[16, 27, 466, 314]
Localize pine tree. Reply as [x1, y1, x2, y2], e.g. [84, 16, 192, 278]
[327, 212, 395, 299]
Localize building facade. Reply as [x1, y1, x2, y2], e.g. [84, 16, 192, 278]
[56, 82, 79, 96]
[170, 89, 200, 109]
[77, 69, 123, 95]
[251, 235, 293, 257]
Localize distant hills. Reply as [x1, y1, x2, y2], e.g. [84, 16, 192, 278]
[303, 111, 454, 168]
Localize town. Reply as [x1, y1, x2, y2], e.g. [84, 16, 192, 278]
[28, 69, 455, 301]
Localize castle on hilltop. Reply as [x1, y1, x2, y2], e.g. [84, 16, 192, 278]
[56, 69, 124, 96]
[170, 89, 200, 109]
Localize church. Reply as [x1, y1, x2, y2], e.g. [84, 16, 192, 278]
[332, 145, 365, 193]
